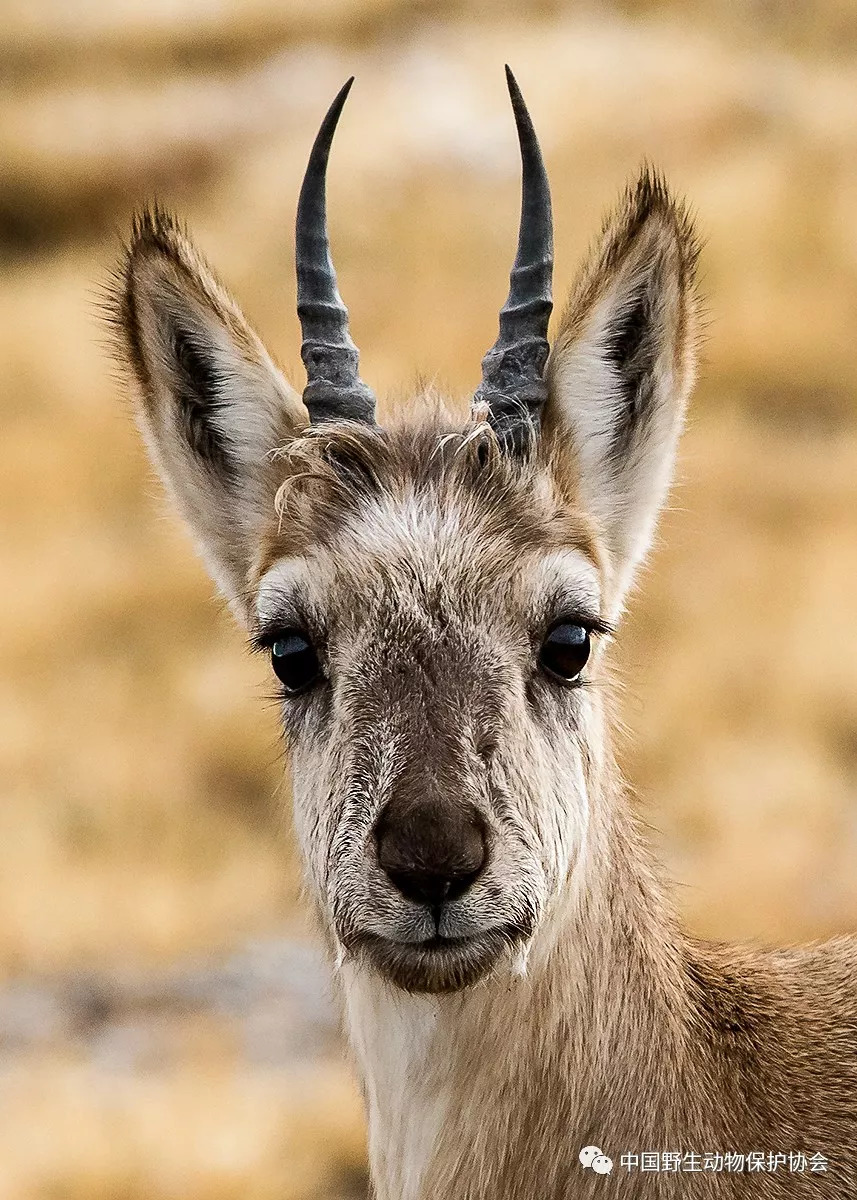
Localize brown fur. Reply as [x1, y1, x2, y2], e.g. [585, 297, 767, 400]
[254, 414, 603, 590]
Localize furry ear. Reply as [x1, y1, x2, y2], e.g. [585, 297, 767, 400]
[544, 170, 700, 615]
[111, 208, 305, 621]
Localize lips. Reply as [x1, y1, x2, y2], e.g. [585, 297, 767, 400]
[353, 924, 527, 993]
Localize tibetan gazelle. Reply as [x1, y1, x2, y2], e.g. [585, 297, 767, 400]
[112, 70, 856, 1199]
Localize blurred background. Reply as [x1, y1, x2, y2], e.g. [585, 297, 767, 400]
[3, 0, 857, 1195]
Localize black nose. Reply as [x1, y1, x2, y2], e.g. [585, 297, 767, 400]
[375, 796, 487, 907]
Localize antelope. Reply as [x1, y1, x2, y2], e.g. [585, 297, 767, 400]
[112, 70, 857, 1198]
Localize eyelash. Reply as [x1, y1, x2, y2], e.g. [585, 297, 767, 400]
[546, 613, 614, 639]
[251, 620, 314, 655]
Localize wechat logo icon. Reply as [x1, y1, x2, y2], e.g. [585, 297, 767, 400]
[579, 1145, 613, 1175]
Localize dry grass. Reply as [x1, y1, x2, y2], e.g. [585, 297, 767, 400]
[3, 0, 857, 1195]
[0, 1055, 366, 1200]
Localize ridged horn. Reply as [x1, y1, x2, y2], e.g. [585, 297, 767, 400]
[473, 67, 554, 452]
[296, 77, 376, 425]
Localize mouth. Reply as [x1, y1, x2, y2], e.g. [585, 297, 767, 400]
[352, 925, 526, 993]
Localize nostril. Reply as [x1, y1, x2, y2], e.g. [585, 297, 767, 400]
[385, 861, 483, 908]
[375, 799, 487, 908]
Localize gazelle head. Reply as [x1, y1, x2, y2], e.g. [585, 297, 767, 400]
[113, 71, 698, 994]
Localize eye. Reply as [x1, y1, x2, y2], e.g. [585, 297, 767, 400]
[270, 630, 321, 694]
[539, 623, 591, 683]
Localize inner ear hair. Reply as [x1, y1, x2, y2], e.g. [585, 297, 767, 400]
[107, 204, 305, 617]
[603, 269, 665, 464]
[165, 315, 237, 476]
[542, 168, 700, 612]
[546, 166, 700, 470]
[553, 168, 699, 375]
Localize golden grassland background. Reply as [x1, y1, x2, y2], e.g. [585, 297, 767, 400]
[4, 1, 857, 1196]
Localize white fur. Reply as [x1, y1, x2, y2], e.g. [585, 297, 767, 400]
[342, 967, 450, 1200]
[255, 556, 312, 624]
[550, 280, 687, 615]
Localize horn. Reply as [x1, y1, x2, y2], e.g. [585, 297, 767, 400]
[473, 67, 554, 451]
[296, 77, 376, 425]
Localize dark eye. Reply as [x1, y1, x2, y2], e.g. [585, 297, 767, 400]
[271, 631, 321, 694]
[539, 623, 591, 683]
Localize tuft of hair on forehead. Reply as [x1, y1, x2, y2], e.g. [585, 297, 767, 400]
[254, 404, 601, 583]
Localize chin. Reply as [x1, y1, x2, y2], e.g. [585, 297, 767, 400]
[355, 926, 524, 994]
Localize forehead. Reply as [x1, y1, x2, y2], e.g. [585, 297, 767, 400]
[253, 416, 602, 631]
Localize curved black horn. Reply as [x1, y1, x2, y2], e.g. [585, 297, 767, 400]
[296, 77, 376, 425]
[474, 67, 553, 451]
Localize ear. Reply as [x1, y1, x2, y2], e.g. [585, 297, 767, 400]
[111, 207, 305, 623]
[544, 169, 700, 615]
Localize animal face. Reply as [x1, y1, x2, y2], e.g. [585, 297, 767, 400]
[111, 72, 699, 993]
[252, 421, 610, 991]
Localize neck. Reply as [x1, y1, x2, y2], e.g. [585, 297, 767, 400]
[339, 794, 699, 1200]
